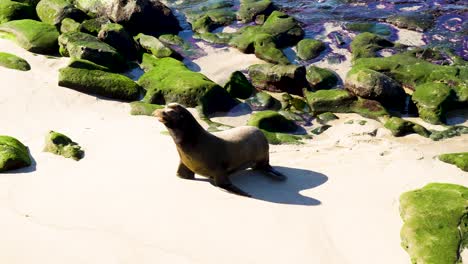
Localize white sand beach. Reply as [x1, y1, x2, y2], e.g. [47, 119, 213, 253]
[0, 34, 467, 264]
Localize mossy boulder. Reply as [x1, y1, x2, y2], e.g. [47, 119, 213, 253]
[79, 17, 110, 36]
[248, 110, 298, 133]
[0, 19, 59, 54]
[129, 101, 163, 116]
[237, 0, 273, 23]
[98, 23, 137, 60]
[60, 18, 80, 33]
[383, 117, 430, 137]
[400, 183, 468, 264]
[0, 52, 30, 71]
[306, 66, 338, 90]
[44, 131, 83, 160]
[345, 68, 406, 108]
[261, 11, 305, 48]
[36, 0, 85, 26]
[194, 32, 233, 45]
[412, 83, 453, 124]
[224, 71, 254, 99]
[137, 57, 238, 115]
[316, 112, 338, 124]
[248, 63, 307, 95]
[439, 153, 468, 172]
[134, 33, 180, 60]
[58, 31, 125, 71]
[386, 12, 434, 32]
[244, 91, 280, 111]
[297, 39, 326, 60]
[345, 22, 392, 36]
[66, 58, 110, 71]
[430, 126, 468, 141]
[261, 129, 304, 145]
[191, 9, 235, 33]
[253, 33, 290, 64]
[0, 135, 32, 172]
[350, 32, 393, 60]
[58, 66, 141, 101]
[0, 0, 36, 24]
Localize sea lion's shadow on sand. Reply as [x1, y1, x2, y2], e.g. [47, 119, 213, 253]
[227, 166, 327, 206]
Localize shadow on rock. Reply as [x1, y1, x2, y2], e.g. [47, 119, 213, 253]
[5, 155, 37, 174]
[230, 166, 328, 206]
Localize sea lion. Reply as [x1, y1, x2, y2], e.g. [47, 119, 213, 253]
[154, 103, 286, 197]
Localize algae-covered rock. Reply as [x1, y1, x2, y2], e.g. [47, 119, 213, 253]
[0, 52, 30, 71]
[0, 0, 36, 24]
[345, 68, 406, 108]
[248, 63, 307, 95]
[387, 12, 434, 32]
[58, 31, 125, 71]
[253, 33, 290, 64]
[138, 57, 238, 115]
[430, 126, 468, 141]
[412, 82, 453, 124]
[383, 117, 430, 137]
[224, 71, 254, 99]
[350, 32, 393, 60]
[129, 101, 163, 116]
[244, 91, 280, 111]
[400, 183, 468, 264]
[79, 17, 110, 36]
[261, 129, 304, 145]
[44, 131, 83, 160]
[194, 32, 233, 45]
[439, 152, 468, 172]
[66, 58, 110, 71]
[59, 67, 141, 101]
[247, 110, 298, 133]
[306, 66, 338, 90]
[311, 125, 331, 135]
[0, 19, 59, 54]
[98, 23, 137, 60]
[297, 39, 326, 60]
[60, 18, 80, 33]
[345, 22, 392, 36]
[261, 11, 304, 48]
[281, 93, 310, 114]
[0, 135, 32, 172]
[36, 0, 85, 26]
[237, 0, 273, 23]
[191, 9, 235, 33]
[316, 112, 338, 124]
[134, 33, 180, 60]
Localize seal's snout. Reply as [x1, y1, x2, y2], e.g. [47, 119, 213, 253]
[153, 109, 166, 123]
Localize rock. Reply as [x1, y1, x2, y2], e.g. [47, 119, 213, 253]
[0, 52, 30, 71]
[75, 0, 181, 35]
[79, 17, 110, 36]
[345, 68, 406, 109]
[297, 39, 326, 60]
[311, 125, 331, 135]
[134, 33, 180, 60]
[58, 66, 141, 101]
[253, 33, 290, 64]
[137, 57, 238, 115]
[244, 91, 280, 111]
[399, 183, 468, 264]
[67, 58, 110, 71]
[350, 32, 393, 60]
[58, 31, 125, 71]
[129, 101, 163, 116]
[383, 117, 430, 137]
[44, 131, 84, 160]
[280, 93, 311, 115]
[412, 82, 452, 124]
[387, 12, 434, 32]
[139, 53, 158, 72]
[237, 0, 274, 23]
[158, 34, 184, 46]
[0, 135, 32, 172]
[345, 22, 392, 36]
[306, 66, 338, 90]
[191, 9, 235, 33]
[430, 126, 468, 141]
[0, 0, 36, 24]
[248, 63, 307, 95]
[316, 112, 338, 124]
[98, 23, 138, 60]
[36, 0, 85, 26]
[261, 10, 304, 48]
[247, 110, 298, 133]
[224, 71, 254, 99]
[439, 152, 468, 172]
[195, 32, 233, 45]
[0, 19, 59, 54]
[60, 17, 80, 33]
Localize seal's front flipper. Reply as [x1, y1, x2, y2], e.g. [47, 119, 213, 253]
[211, 175, 251, 197]
[177, 162, 195, 179]
[264, 166, 287, 181]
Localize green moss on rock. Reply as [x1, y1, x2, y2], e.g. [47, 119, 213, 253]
[345, 22, 392, 36]
[0, 19, 59, 54]
[0, 0, 36, 24]
[79, 17, 110, 36]
[0, 135, 32, 172]
[412, 83, 453, 124]
[98, 23, 137, 60]
[244, 91, 280, 111]
[60, 18, 80, 33]
[248, 63, 307, 95]
[0, 52, 30, 71]
[306, 66, 338, 90]
[67, 58, 110, 71]
[400, 183, 468, 264]
[430, 126, 468, 141]
[383, 117, 430, 137]
[253, 33, 290, 64]
[129, 101, 163, 116]
[297, 39, 326, 60]
[58, 31, 125, 71]
[44, 131, 83, 160]
[261, 129, 304, 145]
[224, 71, 254, 99]
[247, 110, 298, 133]
[134, 33, 179, 59]
[237, 0, 273, 23]
[439, 153, 468, 172]
[387, 13, 434, 32]
[36, 0, 85, 26]
[58, 67, 141, 101]
[350, 32, 393, 60]
[317, 112, 338, 124]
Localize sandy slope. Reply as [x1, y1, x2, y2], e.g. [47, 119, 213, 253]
[0, 37, 467, 264]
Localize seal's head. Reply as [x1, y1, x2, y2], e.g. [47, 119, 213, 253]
[154, 103, 202, 143]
